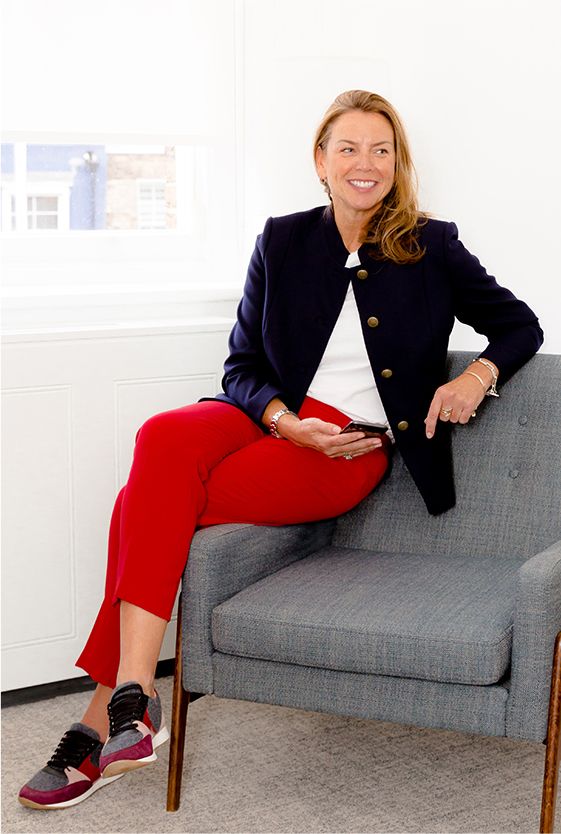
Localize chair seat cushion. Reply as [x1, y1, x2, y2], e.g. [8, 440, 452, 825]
[211, 547, 526, 686]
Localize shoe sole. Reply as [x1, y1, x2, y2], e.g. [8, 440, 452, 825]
[100, 723, 170, 779]
[18, 772, 124, 810]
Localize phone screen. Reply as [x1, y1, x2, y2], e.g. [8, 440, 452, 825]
[341, 421, 388, 437]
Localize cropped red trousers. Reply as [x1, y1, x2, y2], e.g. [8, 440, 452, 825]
[77, 397, 390, 687]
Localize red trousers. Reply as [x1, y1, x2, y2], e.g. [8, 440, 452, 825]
[76, 397, 390, 687]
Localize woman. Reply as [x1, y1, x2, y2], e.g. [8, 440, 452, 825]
[19, 90, 543, 809]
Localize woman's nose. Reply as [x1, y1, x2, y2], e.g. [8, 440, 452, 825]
[355, 152, 373, 170]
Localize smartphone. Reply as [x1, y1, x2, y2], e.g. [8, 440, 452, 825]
[341, 420, 388, 437]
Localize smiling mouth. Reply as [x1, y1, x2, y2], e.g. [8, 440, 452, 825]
[349, 180, 377, 189]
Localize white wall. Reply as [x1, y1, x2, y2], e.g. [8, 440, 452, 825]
[2, 0, 560, 350]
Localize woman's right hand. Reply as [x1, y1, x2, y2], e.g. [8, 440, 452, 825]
[277, 413, 382, 459]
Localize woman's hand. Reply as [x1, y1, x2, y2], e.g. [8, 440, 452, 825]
[278, 415, 383, 459]
[424, 361, 497, 438]
[262, 399, 382, 458]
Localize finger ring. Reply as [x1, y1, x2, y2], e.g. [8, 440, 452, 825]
[471, 411, 477, 418]
[440, 407, 452, 415]
[344, 454, 353, 460]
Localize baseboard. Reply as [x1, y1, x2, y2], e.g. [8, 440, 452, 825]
[1, 658, 176, 708]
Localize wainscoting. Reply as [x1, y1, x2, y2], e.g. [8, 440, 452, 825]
[1, 317, 234, 690]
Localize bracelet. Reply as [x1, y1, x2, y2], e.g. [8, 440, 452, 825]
[269, 408, 298, 439]
[472, 358, 500, 398]
[465, 371, 487, 394]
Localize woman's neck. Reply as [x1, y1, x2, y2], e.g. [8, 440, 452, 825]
[339, 225, 364, 254]
[331, 204, 372, 253]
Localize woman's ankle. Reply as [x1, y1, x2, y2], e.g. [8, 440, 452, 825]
[80, 683, 112, 741]
[115, 674, 155, 699]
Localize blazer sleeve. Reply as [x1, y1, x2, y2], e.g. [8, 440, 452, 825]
[221, 217, 292, 425]
[443, 222, 544, 379]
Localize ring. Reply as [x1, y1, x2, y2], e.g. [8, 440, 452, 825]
[344, 454, 353, 460]
[440, 407, 452, 415]
[471, 411, 477, 418]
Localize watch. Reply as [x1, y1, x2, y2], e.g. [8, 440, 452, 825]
[269, 408, 298, 439]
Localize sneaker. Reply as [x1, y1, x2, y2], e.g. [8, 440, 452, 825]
[99, 681, 169, 778]
[18, 723, 124, 809]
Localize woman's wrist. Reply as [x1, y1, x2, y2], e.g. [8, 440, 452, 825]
[464, 370, 488, 394]
[460, 358, 499, 398]
[473, 357, 499, 397]
[275, 411, 301, 439]
[262, 398, 286, 429]
[262, 398, 301, 439]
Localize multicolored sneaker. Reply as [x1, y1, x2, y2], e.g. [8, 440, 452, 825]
[18, 723, 124, 809]
[99, 681, 169, 778]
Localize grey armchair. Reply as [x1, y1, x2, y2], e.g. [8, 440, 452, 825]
[167, 351, 561, 832]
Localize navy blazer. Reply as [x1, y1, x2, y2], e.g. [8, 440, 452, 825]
[215, 206, 543, 514]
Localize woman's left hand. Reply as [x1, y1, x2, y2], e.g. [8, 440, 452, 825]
[424, 369, 491, 438]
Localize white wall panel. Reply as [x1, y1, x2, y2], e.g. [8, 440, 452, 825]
[1, 386, 75, 648]
[115, 374, 218, 488]
[1, 320, 232, 690]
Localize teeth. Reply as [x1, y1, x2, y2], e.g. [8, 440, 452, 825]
[350, 180, 376, 188]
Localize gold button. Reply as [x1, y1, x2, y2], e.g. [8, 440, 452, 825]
[367, 316, 379, 328]
[381, 369, 393, 378]
[397, 421, 409, 431]
[357, 269, 368, 280]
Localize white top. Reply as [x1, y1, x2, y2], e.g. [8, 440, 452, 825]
[306, 250, 393, 438]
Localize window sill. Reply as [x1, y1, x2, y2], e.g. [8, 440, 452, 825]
[2, 281, 243, 333]
[1, 316, 237, 343]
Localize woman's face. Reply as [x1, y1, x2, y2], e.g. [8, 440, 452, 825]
[315, 110, 396, 227]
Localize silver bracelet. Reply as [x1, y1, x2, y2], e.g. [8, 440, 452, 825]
[269, 408, 298, 439]
[472, 358, 499, 398]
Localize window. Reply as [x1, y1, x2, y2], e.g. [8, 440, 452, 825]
[27, 195, 59, 230]
[1, 135, 242, 330]
[1, 144, 179, 233]
[137, 180, 167, 230]
[0, 1, 242, 330]
[1, 179, 71, 233]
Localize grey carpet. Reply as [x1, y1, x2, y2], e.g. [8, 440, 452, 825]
[1, 675, 554, 833]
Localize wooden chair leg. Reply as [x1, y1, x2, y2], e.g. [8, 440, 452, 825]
[541, 632, 561, 833]
[166, 597, 190, 812]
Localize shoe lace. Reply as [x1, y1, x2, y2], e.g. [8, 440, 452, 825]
[47, 731, 98, 772]
[107, 685, 148, 737]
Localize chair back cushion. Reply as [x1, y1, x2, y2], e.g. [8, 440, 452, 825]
[333, 352, 561, 561]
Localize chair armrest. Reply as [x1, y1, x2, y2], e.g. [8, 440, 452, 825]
[180, 518, 336, 694]
[506, 539, 561, 741]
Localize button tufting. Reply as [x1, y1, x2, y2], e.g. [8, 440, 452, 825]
[509, 469, 519, 479]
[518, 416, 528, 425]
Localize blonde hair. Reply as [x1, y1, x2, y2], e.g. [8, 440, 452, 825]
[313, 90, 426, 264]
